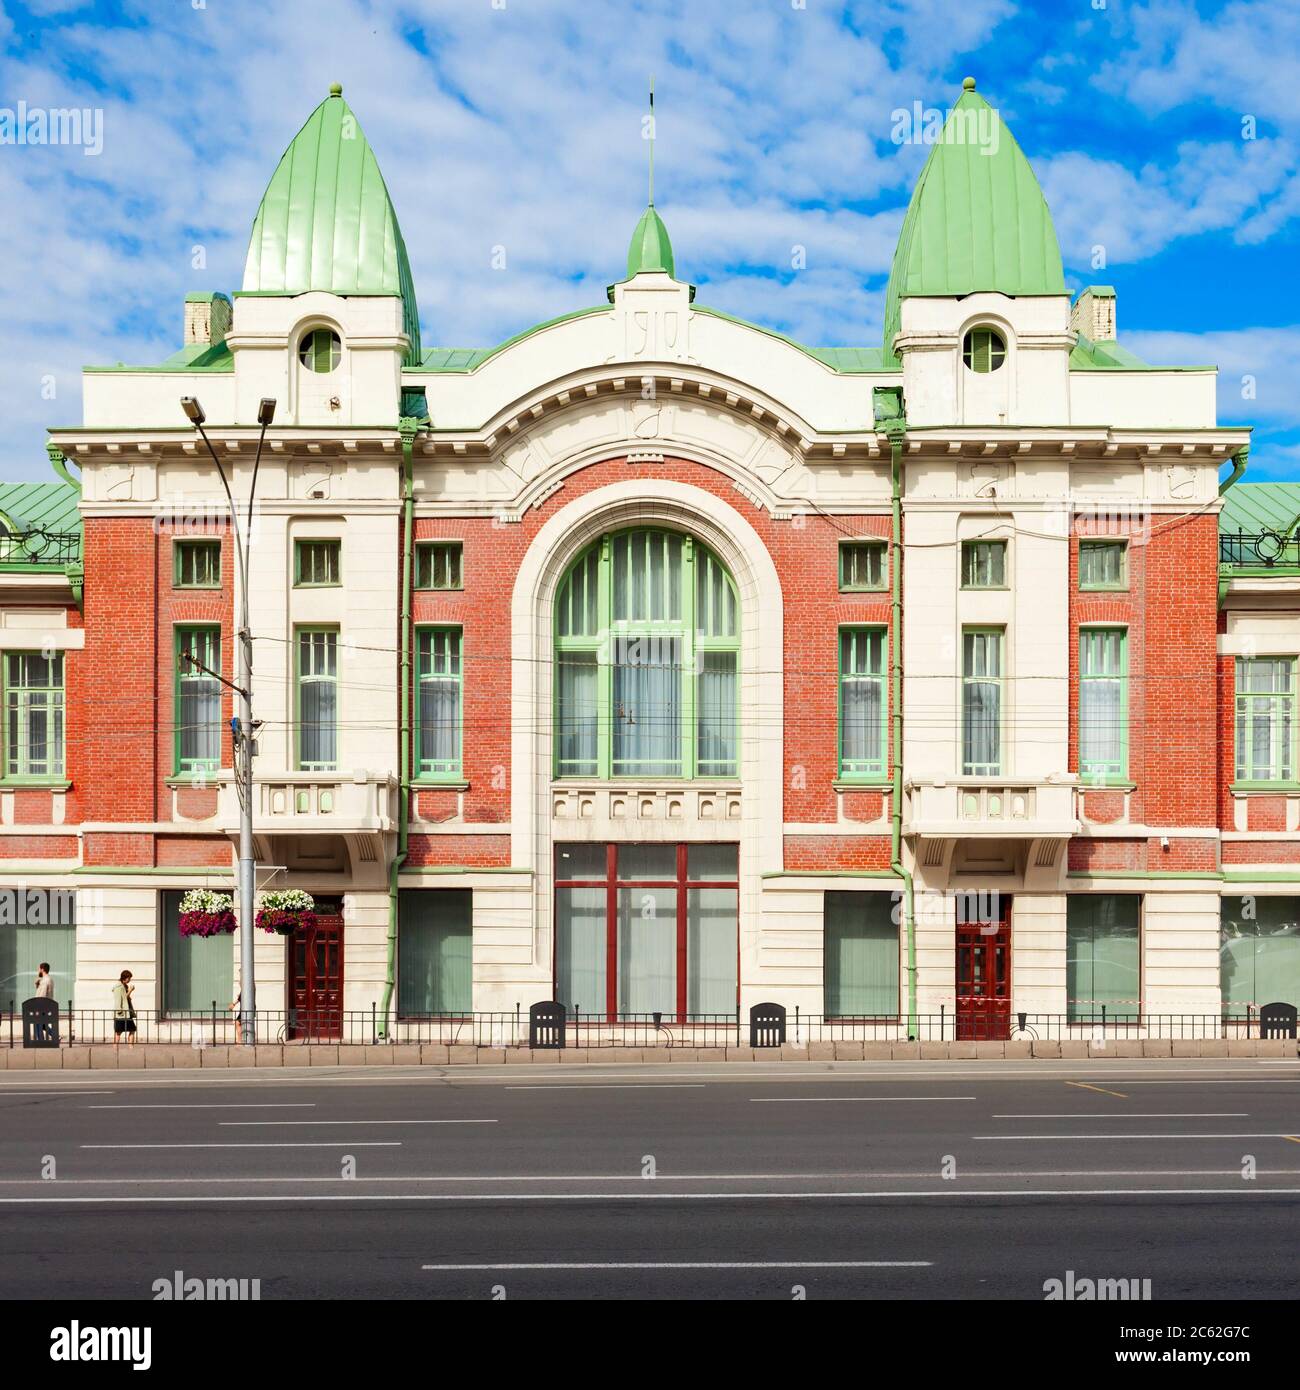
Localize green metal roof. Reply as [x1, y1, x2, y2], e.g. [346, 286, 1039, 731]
[1219, 483, 1300, 536]
[626, 205, 675, 278]
[882, 77, 1066, 357]
[242, 84, 421, 364]
[0, 481, 82, 564]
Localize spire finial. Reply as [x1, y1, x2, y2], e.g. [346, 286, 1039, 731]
[329, 82, 343, 97]
[962, 75, 976, 91]
[647, 75, 655, 206]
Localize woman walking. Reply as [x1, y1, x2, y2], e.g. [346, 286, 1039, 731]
[112, 969, 137, 1046]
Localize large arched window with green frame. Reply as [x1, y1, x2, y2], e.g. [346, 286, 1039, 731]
[554, 528, 740, 779]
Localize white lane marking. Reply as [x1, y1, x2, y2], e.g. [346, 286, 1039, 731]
[80, 1141, 401, 1149]
[751, 1096, 975, 1103]
[421, 1260, 932, 1270]
[975, 1133, 1299, 1141]
[992, 1113, 1249, 1119]
[506, 1084, 707, 1091]
[216, 1119, 496, 1127]
[87, 1103, 317, 1110]
[1, 1186, 1299, 1204]
[5, 1169, 1300, 1186]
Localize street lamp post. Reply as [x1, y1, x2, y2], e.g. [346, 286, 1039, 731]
[181, 395, 275, 1045]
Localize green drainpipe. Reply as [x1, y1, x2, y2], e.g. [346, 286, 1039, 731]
[1218, 443, 1248, 496]
[874, 388, 917, 1038]
[380, 405, 424, 1037]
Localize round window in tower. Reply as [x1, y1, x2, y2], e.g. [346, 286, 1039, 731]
[962, 326, 1006, 373]
[299, 329, 342, 373]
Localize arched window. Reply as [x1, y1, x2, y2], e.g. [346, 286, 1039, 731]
[554, 528, 740, 779]
[299, 328, 341, 373]
[962, 326, 1006, 373]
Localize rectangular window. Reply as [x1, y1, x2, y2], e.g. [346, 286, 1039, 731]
[0, 889, 74, 1008]
[1079, 539, 1127, 590]
[1221, 896, 1300, 1018]
[174, 539, 221, 588]
[961, 540, 1007, 588]
[839, 540, 886, 592]
[612, 635, 681, 776]
[161, 890, 233, 1017]
[696, 650, 737, 778]
[415, 541, 463, 591]
[398, 889, 472, 1015]
[416, 627, 462, 778]
[1079, 628, 1127, 783]
[839, 627, 886, 780]
[4, 652, 64, 779]
[824, 891, 899, 1017]
[1235, 657, 1295, 782]
[294, 538, 341, 587]
[176, 627, 221, 774]
[296, 628, 338, 770]
[554, 843, 738, 1021]
[1067, 895, 1140, 1023]
[962, 629, 1002, 776]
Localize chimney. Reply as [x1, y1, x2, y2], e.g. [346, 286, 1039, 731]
[1070, 286, 1116, 343]
[184, 292, 233, 347]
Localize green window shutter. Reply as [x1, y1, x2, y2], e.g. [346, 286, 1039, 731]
[398, 889, 472, 1014]
[824, 891, 899, 1016]
[0, 889, 75, 1005]
[4, 651, 65, 779]
[1066, 895, 1140, 1023]
[161, 890, 234, 1016]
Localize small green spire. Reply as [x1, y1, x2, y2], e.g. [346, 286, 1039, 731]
[626, 205, 674, 278]
[329, 82, 342, 97]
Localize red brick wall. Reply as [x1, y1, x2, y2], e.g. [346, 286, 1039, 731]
[0, 835, 77, 859]
[405, 833, 511, 868]
[1223, 841, 1300, 864]
[154, 836, 231, 868]
[783, 834, 892, 871]
[1069, 836, 1217, 873]
[410, 456, 891, 838]
[1068, 513, 1219, 830]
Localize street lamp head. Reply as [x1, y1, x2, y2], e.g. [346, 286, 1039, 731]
[257, 398, 277, 428]
[180, 396, 206, 426]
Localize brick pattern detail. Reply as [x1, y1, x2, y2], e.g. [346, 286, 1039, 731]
[841, 790, 884, 823]
[1223, 841, 1300, 864]
[174, 786, 219, 820]
[405, 833, 511, 868]
[11, 790, 54, 824]
[783, 834, 892, 871]
[415, 790, 459, 822]
[0, 835, 77, 859]
[83, 832, 152, 867]
[155, 836, 232, 868]
[1081, 790, 1125, 823]
[1069, 836, 1217, 873]
[1246, 796, 1288, 832]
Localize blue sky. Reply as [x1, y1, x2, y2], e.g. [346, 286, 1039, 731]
[0, 0, 1296, 481]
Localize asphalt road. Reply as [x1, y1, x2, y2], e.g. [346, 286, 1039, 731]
[1, 1058, 1298, 1300]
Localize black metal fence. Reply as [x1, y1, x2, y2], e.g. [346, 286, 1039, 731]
[5, 1000, 1291, 1048]
[0, 528, 81, 567]
[1219, 530, 1300, 571]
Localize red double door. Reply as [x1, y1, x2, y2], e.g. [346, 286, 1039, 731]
[287, 910, 344, 1040]
[955, 895, 1011, 1041]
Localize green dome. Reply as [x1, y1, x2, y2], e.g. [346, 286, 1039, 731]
[242, 84, 421, 363]
[882, 79, 1065, 357]
[626, 204, 675, 278]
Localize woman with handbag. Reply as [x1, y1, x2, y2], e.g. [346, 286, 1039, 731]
[112, 969, 137, 1046]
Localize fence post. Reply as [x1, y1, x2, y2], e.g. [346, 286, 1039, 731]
[514, 1003, 521, 1049]
[371, 1001, 377, 1045]
[9, 999, 13, 1049]
[1101, 1002, 1107, 1038]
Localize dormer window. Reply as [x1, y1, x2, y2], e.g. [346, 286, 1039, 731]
[962, 327, 1006, 373]
[299, 329, 341, 373]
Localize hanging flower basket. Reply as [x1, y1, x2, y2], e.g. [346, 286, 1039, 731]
[256, 889, 317, 936]
[178, 888, 237, 938]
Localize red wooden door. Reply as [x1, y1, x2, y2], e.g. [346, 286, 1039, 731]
[288, 912, 344, 1040]
[955, 897, 1011, 1041]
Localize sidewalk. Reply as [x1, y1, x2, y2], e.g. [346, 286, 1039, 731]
[3, 1038, 1295, 1068]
